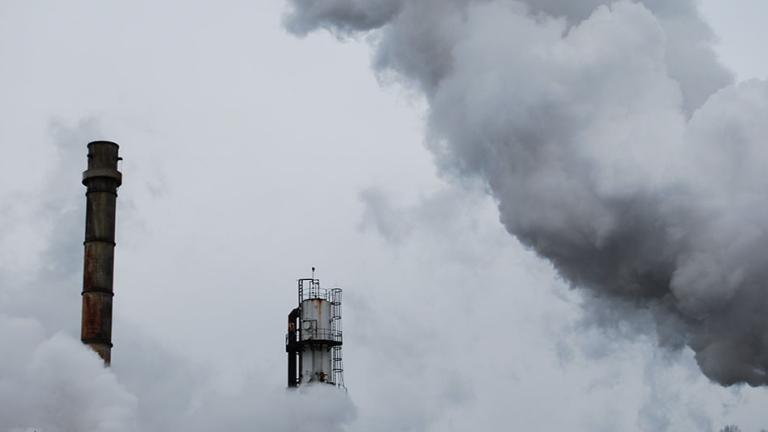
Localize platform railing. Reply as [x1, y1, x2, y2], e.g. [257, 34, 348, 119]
[299, 328, 343, 343]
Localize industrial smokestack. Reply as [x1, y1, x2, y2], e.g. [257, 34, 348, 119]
[286, 271, 345, 389]
[81, 141, 122, 365]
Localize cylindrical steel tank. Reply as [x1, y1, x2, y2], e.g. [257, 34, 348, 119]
[299, 298, 334, 383]
[300, 298, 332, 341]
[286, 276, 344, 388]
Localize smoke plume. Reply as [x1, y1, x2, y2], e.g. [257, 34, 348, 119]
[0, 121, 356, 432]
[285, 0, 768, 386]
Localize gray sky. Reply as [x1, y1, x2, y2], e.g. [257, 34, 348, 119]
[0, 1, 767, 431]
[700, 0, 768, 82]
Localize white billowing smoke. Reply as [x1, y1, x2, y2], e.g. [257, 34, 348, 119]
[285, 0, 768, 386]
[0, 315, 137, 432]
[0, 122, 355, 432]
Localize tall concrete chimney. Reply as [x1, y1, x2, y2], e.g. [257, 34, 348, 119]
[81, 141, 122, 365]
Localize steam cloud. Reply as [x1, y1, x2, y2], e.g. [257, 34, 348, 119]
[285, 0, 768, 386]
[0, 122, 355, 432]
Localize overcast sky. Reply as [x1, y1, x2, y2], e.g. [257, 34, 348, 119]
[1, 1, 767, 431]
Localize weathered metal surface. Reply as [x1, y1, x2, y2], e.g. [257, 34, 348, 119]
[287, 276, 345, 388]
[81, 141, 121, 366]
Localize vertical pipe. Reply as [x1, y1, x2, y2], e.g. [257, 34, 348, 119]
[287, 308, 301, 388]
[81, 141, 122, 365]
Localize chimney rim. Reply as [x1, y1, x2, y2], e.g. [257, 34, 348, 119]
[87, 140, 120, 149]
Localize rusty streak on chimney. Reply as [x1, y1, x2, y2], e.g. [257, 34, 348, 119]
[81, 141, 122, 366]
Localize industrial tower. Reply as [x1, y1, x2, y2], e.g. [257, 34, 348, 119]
[286, 269, 344, 388]
[81, 141, 122, 365]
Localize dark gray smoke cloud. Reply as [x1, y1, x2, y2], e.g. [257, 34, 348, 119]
[285, 0, 768, 386]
